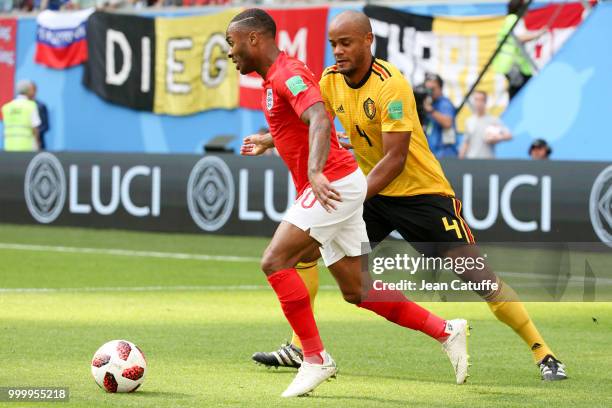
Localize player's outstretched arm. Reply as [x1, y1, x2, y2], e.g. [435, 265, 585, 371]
[302, 102, 342, 212]
[365, 131, 411, 199]
[240, 132, 274, 156]
[336, 132, 354, 150]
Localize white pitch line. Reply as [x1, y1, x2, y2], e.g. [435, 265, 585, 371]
[498, 271, 612, 284]
[0, 285, 267, 293]
[0, 285, 340, 293]
[1, 242, 610, 290]
[0, 282, 600, 294]
[0, 243, 260, 263]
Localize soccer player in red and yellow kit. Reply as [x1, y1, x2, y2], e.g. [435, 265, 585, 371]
[227, 9, 470, 397]
[250, 10, 566, 382]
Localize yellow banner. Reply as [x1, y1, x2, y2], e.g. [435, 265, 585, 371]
[432, 16, 505, 132]
[154, 9, 240, 115]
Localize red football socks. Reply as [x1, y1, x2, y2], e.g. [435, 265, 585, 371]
[358, 288, 448, 342]
[267, 268, 324, 362]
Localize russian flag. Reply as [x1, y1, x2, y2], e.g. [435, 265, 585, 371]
[35, 8, 94, 69]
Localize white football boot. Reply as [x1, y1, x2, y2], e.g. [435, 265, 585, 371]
[281, 351, 337, 397]
[441, 319, 470, 384]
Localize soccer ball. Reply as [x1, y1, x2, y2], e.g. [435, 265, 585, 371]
[91, 340, 147, 393]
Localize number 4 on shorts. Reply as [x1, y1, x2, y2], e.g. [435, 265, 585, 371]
[442, 216, 463, 239]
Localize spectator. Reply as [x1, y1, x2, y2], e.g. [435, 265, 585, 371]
[66, 0, 102, 9]
[423, 72, 457, 158]
[459, 91, 512, 159]
[26, 82, 50, 150]
[37, 0, 70, 10]
[183, 0, 229, 6]
[493, 0, 545, 100]
[1, 80, 41, 152]
[529, 139, 552, 160]
[17, 0, 34, 11]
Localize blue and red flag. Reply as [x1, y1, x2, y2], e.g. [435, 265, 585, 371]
[35, 9, 94, 69]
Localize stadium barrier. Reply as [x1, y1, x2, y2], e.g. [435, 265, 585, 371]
[1, 151, 610, 247]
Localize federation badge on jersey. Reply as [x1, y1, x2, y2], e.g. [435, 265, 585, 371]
[266, 88, 274, 111]
[388, 100, 404, 120]
[363, 97, 376, 120]
[285, 75, 308, 96]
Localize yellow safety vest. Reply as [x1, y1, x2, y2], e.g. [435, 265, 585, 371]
[2, 98, 38, 152]
[492, 14, 533, 76]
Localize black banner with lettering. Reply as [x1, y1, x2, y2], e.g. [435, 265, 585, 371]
[364, 5, 433, 65]
[83, 12, 155, 111]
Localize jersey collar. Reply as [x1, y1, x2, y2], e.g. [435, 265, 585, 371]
[264, 51, 286, 83]
[343, 56, 375, 90]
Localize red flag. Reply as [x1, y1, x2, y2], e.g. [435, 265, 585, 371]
[523, 2, 593, 69]
[524, 2, 586, 30]
[0, 17, 17, 120]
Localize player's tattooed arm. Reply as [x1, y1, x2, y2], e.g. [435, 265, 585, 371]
[302, 102, 342, 212]
[365, 131, 411, 199]
[240, 132, 274, 156]
[303, 102, 331, 173]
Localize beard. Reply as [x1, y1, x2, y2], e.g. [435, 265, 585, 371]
[338, 63, 356, 76]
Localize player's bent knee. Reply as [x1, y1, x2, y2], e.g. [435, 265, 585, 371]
[260, 256, 276, 276]
[260, 252, 292, 276]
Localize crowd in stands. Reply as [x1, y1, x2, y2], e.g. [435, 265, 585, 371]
[1, 0, 554, 159]
[0, 0, 344, 12]
[0, 0, 234, 12]
[413, 0, 552, 160]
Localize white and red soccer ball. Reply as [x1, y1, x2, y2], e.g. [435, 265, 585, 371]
[91, 340, 147, 393]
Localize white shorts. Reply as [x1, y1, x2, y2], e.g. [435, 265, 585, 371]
[283, 168, 371, 266]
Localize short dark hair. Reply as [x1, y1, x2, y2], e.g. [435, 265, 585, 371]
[529, 138, 552, 156]
[508, 0, 525, 15]
[425, 72, 443, 89]
[230, 8, 276, 38]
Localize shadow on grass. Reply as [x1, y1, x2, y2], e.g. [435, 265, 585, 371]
[133, 391, 193, 398]
[314, 394, 410, 405]
[342, 370, 550, 391]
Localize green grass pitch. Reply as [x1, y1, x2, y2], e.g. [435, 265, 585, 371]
[0, 224, 611, 407]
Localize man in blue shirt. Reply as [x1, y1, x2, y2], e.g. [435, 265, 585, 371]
[28, 82, 50, 150]
[423, 73, 458, 158]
